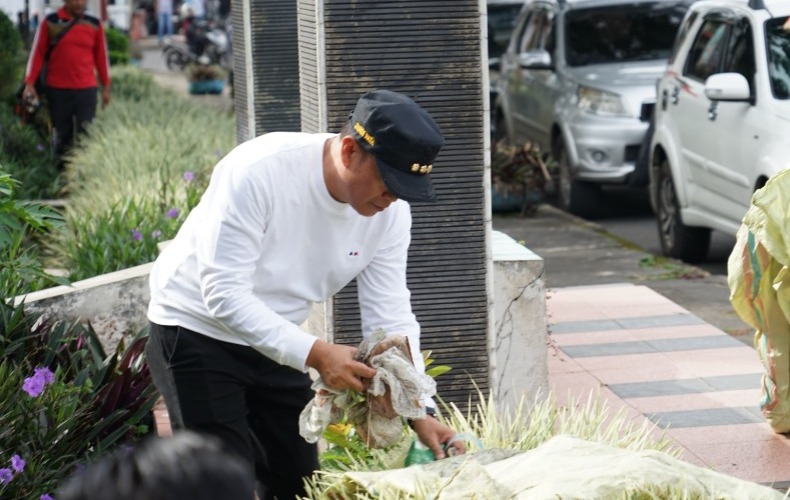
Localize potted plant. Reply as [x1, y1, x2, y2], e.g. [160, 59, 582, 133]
[491, 140, 554, 215]
[186, 61, 226, 95]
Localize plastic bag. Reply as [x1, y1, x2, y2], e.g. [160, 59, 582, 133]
[298, 331, 436, 448]
[728, 169, 790, 432]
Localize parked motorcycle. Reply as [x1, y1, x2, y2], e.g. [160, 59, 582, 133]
[161, 18, 230, 72]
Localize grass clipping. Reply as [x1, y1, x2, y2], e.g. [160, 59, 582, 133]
[304, 389, 688, 499]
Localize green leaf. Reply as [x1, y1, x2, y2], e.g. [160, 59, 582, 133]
[425, 365, 452, 378]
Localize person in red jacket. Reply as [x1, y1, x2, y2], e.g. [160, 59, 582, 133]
[23, 0, 110, 164]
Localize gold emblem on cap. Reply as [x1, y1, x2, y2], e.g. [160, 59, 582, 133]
[411, 163, 433, 174]
[353, 122, 375, 146]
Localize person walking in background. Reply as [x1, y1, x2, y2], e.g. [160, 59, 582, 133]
[22, 0, 110, 167]
[16, 11, 30, 47]
[184, 0, 205, 20]
[145, 89, 465, 499]
[30, 10, 40, 32]
[156, 0, 173, 45]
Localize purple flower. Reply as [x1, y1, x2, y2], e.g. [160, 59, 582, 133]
[215, 149, 223, 158]
[34, 367, 55, 384]
[183, 171, 195, 182]
[151, 229, 162, 239]
[23, 375, 45, 397]
[0, 468, 12, 484]
[131, 229, 143, 241]
[41, 495, 54, 500]
[166, 207, 180, 219]
[11, 454, 25, 473]
[36, 143, 44, 151]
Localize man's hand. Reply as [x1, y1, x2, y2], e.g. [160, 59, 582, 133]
[412, 415, 466, 460]
[23, 83, 38, 102]
[101, 86, 110, 108]
[305, 339, 376, 392]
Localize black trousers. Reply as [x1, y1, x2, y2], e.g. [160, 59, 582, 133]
[146, 322, 319, 500]
[46, 87, 97, 159]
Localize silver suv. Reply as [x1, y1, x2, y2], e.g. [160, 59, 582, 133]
[649, 0, 790, 262]
[494, 0, 692, 216]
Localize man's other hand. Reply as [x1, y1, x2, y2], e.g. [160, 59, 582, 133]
[411, 416, 466, 460]
[101, 86, 110, 108]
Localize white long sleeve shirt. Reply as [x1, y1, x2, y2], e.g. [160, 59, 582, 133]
[148, 132, 424, 374]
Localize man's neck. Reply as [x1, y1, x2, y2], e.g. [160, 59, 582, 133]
[322, 136, 345, 204]
[60, 7, 82, 19]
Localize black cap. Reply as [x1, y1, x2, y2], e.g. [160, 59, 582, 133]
[350, 90, 444, 203]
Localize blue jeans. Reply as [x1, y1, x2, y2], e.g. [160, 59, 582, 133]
[157, 11, 173, 40]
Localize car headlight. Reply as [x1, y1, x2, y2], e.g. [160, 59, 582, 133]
[577, 86, 630, 117]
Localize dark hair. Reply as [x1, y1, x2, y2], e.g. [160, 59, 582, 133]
[338, 119, 373, 162]
[339, 119, 354, 137]
[56, 431, 255, 500]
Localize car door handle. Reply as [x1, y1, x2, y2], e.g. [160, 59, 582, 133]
[708, 101, 718, 121]
[671, 86, 680, 105]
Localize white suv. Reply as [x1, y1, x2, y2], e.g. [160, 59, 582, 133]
[650, 0, 790, 262]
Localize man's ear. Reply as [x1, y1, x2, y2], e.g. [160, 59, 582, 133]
[339, 135, 358, 169]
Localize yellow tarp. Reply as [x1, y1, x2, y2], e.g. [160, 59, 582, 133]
[728, 169, 790, 433]
[339, 436, 784, 498]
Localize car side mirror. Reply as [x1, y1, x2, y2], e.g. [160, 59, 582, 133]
[518, 49, 553, 70]
[704, 73, 751, 102]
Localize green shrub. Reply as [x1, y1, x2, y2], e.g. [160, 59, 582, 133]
[0, 316, 156, 499]
[43, 66, 234, 277]
[0, 167, 67, 297]
[64, 67, 233, 217]
[0, 167, 156, 499]
[64, 187, 197, 281]
[105, 27, 130, 66]
[0, 106, 62, 200]
[186, 62, 227, 82]
[109, 65, 161, 102]
[0, 10, 23, 102]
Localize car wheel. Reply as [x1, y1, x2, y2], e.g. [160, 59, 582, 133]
[557, 140, 600, 217]
[655, 159, 711, 263]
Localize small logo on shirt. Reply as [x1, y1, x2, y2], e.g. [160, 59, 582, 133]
[348, 251, 359, 256]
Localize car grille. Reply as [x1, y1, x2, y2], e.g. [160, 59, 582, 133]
[640, 101, 655, 122]
[625, 145, 641, 163]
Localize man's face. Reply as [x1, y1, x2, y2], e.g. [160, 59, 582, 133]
[342, 140, 398, 217]
[64, 0, 86, 17]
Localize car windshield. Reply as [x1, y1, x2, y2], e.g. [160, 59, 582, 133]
[765, 17, 790, 99]
[565, 2, 690, 66]
[488, 3, 523, 59]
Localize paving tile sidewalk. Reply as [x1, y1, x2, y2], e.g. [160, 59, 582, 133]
[548, 282, 790, 491]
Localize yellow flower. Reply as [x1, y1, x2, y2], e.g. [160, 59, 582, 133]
[326, 423, 352, 437]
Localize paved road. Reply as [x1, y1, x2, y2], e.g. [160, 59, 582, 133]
[572, 186, 736, 277]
